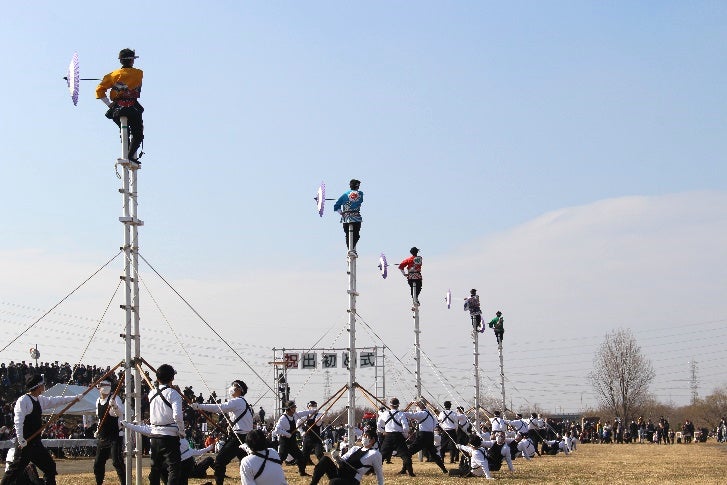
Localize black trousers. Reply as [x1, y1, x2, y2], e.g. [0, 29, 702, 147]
[149, 435, 181, 485]
[94, 436, 126, 485]
[0, 442, 57, 485]
[310, 455, 358, 485]
[301, 436, 325, 465]
[342, 222, 361, 250]
[278, 436, 306, 475]
[109, 104, 144, 158]
[408, 431, 446, 472]
[439, 429, 459, 462]
[189, 456, 214, 478]
[379, 432, 412, 474]
[214, 433, 247, 485]
[408, 279, 422, 301]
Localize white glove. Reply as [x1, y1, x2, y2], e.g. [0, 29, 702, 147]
[189, 403, 200, 411]
[17, 437, 27, 448]
[240, 443, 252, 454]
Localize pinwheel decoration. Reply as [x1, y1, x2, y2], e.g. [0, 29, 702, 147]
[315, 181, 326, 217]
[378, 253, 388, 279]
[62, 52, 99, 106]
[313, 181, 337, 217]
[445, 289, 452, 309]
[66, 52, 79, 106]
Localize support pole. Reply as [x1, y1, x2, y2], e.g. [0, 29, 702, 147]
[347, 224, 357, 444]
[472, 315, 481, 433]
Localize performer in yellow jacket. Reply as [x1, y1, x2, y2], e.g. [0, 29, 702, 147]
[96, 48, 144, 162]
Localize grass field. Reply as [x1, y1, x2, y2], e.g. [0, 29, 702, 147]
[4, 442, 727, 484]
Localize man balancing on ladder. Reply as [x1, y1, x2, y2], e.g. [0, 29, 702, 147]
[96, 48, 144, 162]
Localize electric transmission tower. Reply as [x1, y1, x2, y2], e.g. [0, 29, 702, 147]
[689, 359, 699, 404]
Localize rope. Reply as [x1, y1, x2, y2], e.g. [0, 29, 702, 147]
[136, 281, 237, 439]
[138, 252, 275, 394]
[0, 251, 122, 353]
[44, 279, 123, 426]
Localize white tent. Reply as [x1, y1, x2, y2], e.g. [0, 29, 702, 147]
[43, 383, 99, 415]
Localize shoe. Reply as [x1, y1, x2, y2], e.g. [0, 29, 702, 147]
[441, 468, 448, 474]
[299, 472, 310, 477]
[408, 472, 416, 477]
[398, 470, 407, 475]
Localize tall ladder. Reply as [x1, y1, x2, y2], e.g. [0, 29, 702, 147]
[117, 116, 144, 485]
[346, 225, 358, 444]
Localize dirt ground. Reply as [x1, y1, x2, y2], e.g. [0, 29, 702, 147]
[2, 442, 727, 484]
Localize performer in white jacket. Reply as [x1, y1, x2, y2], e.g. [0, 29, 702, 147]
[1, 373, 83, 485]
[240, 429, 288, 485]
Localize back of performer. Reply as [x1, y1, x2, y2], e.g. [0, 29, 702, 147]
[147, 364, 185, 485]
[239, 429, 287, 485]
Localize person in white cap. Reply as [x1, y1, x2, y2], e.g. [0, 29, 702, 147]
[93, 378, 125, 485]
[0, 373, 83, 485]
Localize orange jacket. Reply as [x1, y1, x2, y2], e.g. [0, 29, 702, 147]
[96, 67, 143, 101]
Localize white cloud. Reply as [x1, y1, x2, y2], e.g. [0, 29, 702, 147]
[2, 191, 726, 412]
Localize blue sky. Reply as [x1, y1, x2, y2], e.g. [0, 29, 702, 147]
[1, 2, 726, 415]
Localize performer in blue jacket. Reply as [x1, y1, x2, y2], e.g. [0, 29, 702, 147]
[333, 179, 364, 255]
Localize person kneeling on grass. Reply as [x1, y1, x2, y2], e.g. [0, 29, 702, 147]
[310, 428, 384, 485]
[450, 432, 514, 480]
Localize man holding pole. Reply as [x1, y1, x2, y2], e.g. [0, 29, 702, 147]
[0, 374, 83, 485]
[93, 378, 125, 485]
[190, 379, 253, 485]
